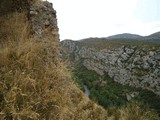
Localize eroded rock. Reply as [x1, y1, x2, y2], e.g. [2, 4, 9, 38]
[61, 40, 160, 95]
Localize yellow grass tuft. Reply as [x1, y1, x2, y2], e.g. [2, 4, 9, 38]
[0, 11, 69, 119]
[117, 101, 159, 120]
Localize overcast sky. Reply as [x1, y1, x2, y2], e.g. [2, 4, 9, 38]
[48, 0, 160, 40]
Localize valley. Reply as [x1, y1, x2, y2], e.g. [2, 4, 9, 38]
[61, 36, 160, 116]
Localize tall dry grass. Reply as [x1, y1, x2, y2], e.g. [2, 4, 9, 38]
[0, 12, 70, 119]
[0, 10, 108, 120]
[118, 101, 159, 120]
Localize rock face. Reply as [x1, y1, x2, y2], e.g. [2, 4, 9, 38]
[0, 0, 59, 42]
[0, 0, 60, 60]
[61, 40, 160, 95]
[29, 1, 59, 41]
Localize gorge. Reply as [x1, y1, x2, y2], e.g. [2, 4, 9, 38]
[61, 38, 160, 95]
[61, 37, 160, 114]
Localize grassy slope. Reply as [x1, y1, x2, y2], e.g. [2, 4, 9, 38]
[0, 7, 108, 120]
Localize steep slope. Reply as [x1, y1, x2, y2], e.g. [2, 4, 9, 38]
[61, 38, 160, 118]
[61, 39, 160, 95]
[0, 0, 108, 119]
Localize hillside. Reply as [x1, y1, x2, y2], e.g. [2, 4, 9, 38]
[144, 32, 160, 43]
[0, 0, 109, 119]
[61, 37, 160, 118]
[147, 31, 160, 38]
[61, 38, 160, 94]
[0, 0, 159, 120]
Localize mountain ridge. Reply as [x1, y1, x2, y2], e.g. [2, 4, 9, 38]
[106, 33, 143, 39]
[64, 31, 160, 44]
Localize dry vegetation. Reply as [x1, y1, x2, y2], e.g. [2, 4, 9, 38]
[119, 102, 159, 120]
[0, 0, 159, 119]
[0, 7, 108, 120]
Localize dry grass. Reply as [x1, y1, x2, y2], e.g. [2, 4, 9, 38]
[0, 12, 68, 119]
[0, 1, 159, 120]
[118, 102, 159, 120]
[0, 9, 108, 120]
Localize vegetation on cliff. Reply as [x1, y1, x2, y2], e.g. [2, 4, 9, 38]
[72, 64, 160, 114]
[0, 0, 159, 120]
[61, 39, 160, 119]
[0, 1, 108, 119]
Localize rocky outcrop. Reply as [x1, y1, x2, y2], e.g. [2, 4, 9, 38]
[29, 1, 59, 41]
[0, 0, 59, 42]
[61, 40, 160, 95]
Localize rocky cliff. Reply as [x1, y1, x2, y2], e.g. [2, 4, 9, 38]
[61, 39, 160, 95]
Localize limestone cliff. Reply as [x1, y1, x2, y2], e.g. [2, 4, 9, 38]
[61, 39, 160, 95]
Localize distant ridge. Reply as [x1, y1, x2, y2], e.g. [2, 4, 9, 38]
[144, 32, 160, 43]
[64, 32, 160, 43]
[106, 33, 143, 40]
[103, 32, 160, 43]
[148, 31, 160, 38]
